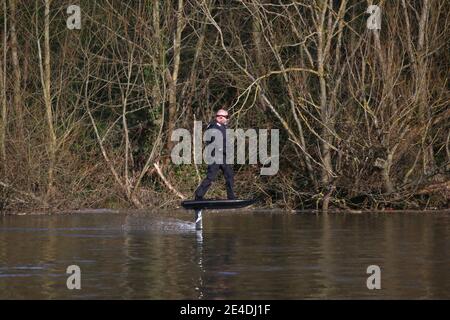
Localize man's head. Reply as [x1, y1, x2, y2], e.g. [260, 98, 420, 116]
[215, 109, 229, 125]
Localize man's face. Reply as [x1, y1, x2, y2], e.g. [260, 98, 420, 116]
[216, 112, 229, 125]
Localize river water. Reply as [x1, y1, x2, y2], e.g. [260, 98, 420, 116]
[0, 211, 448, 299]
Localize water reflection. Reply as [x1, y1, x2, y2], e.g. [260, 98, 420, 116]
[195, 229, 204, 300]
[0, 212, 448, 299]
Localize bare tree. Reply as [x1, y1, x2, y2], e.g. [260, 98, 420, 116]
[166, 0, 185, 154]
[36, 0, 57, 201]
[8, 0, 24, 145]
[0, 1, 7, 165]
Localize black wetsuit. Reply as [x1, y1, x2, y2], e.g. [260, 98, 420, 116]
[194, 121, 235, 200]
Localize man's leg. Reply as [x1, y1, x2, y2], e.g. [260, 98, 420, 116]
[194, 163, 220, 199]
[221, 164, 236, 200]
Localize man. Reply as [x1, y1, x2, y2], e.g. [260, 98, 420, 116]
[194, 109, 236, 200]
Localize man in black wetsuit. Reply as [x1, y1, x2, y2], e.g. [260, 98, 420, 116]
[194, 109, 236, 200]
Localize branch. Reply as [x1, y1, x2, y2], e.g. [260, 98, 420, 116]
[153, 162, 186, 200]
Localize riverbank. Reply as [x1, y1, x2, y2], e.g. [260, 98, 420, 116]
[3, 207, 450, 216]
[2, 168, 448, 216]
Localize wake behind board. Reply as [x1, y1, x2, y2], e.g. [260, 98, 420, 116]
[181, 199, 256, 210]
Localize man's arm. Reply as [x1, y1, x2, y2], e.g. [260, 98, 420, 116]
[204, 122, 218, 145]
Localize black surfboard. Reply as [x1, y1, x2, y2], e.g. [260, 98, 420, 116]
[181, 199, 257, 210]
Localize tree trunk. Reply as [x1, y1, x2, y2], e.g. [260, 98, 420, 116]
[9, 0, 24, 144]
[37, 0, 57, 201]
[0, 1, 7, 164]
[166, 0, 184, 154]
[416, 0, 435, 175]
[317, 1, 333, 187]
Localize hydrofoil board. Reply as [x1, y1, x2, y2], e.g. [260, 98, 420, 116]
[181, 199, 256, 210]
